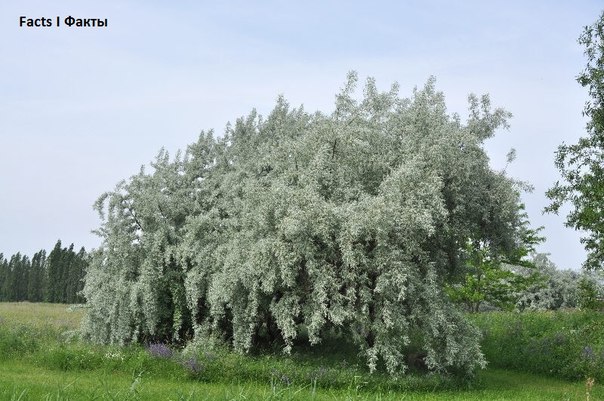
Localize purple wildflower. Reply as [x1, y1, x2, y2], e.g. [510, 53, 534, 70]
[583, 346, 595, 360]
[147, 343, 173, 359]
[182, 356, 204, 374]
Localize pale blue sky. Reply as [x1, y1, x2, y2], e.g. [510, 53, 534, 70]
[0, 1, 601, 270]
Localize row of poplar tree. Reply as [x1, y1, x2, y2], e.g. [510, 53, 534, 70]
[0, 240, 88, 304]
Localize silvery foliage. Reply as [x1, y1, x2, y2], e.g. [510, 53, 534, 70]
[82, 73, 526, 375]
[515, 253, 580, 311]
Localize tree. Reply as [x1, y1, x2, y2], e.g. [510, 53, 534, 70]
[546, 11, 604, 271]
[28, 250, 46, 302]
[82, 73, 532, 376]
[45, 240, 88, 303]
[46, 240, 64, 303]
[578, 271, 604, 310]
[1, 253, 32, 301]
[0, 244, 86, 303]
[0, 254, 6, 301]
[15, 254, 31, 301]
[0, 253, 13, 301]
[447, 209, 543, 312]
[69, 247, 87, 304]
[515, 253, 580, 311]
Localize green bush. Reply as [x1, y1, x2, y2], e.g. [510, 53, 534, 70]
[471, 311, 604, 381]
[0, 325, 41, 358]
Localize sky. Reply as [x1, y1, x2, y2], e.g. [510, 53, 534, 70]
[0, 1, 602, 270]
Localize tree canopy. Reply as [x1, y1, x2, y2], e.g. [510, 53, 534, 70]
[447, 207, 544, 313]
[546, 11, 604, 271]
[82, 73, 531, 376]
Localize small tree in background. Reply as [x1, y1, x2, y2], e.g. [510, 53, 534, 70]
[447, 211, 543, 312]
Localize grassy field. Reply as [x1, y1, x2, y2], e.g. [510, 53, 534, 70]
[0, 363, 599, 401]
[0, 302, 602, 401]
[0, 302, 84, 330]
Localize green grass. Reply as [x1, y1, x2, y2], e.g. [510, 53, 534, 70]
[0, 302, 602, 400]
[0, 362, 600, 401]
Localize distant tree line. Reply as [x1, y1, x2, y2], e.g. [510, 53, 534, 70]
[0, 240, 88, 304]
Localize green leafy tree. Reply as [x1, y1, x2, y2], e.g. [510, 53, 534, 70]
[447, 243, 521, 312]
[447, 215, 543, 313]
[546, 11, 604, 271]
[83, 73, 532, 376]
[578, 271, 604, 310]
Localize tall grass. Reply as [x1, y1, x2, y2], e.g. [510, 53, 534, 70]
[471, 310, 604, 381]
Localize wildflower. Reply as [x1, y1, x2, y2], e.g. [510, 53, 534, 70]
[582, 346, 595, 360]
[147, 343, 172, 359]
[182, 356, 204, 374]
[104, 350, 124, 362]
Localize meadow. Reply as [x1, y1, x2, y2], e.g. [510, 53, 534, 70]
[0, 302, 602, 401]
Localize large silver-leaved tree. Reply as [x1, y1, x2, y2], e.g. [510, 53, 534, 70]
[82, 73, 528, 376]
